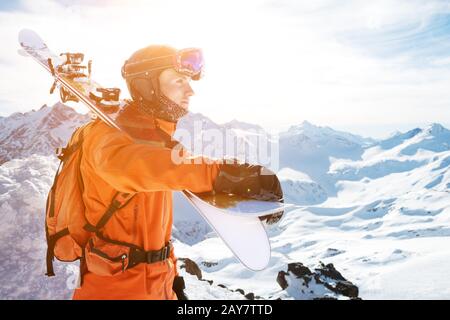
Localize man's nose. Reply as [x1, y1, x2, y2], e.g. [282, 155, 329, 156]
[185, 82, 194, 97]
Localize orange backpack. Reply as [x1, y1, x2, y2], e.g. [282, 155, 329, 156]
[45, 119, 134, 276]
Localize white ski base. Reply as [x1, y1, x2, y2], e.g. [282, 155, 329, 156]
[183, 191, 271, 271]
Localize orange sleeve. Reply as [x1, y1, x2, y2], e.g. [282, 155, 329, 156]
[84, 123, 220, 194]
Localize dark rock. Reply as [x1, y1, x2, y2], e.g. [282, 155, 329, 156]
[277, 271, 289, 290]
[200, 279, 213, 285]
[315, 262, 346, 281]
[313, 274, 323, 284]
[235, 289, 245, 295]
[277, 261, 360, 300]
[287, 262, 313, 278]
[218, 284, 227, 289]
[201, 261, 218, 268]
[313, 296, 338, 300]
[245, 293, 255, 300]
[334, 281, 359, 298]
[314, 262, 358, 298]
[179, 258, 202, 280]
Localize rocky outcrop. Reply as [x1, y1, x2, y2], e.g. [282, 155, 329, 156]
[179, 258, 203, 280]
[179, 258, 359, 300]
[275, 262, 360, 300]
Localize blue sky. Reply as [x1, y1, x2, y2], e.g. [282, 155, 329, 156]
[0, 2, 23, 11]
[340, 12, 450, 64]
[1, 0, 450, 138]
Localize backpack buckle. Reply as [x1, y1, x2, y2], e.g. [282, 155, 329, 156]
[161, 246, 169, 260]
[145, 245, 170, 263]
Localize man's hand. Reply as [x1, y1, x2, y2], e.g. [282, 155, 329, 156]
[214, 161, 283, 202]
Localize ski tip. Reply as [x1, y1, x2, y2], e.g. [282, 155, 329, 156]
[18, 28, 45, 49]
[18, 28, 32, 42]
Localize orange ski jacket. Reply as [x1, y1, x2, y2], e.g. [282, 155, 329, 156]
[72, 113, 220, 300]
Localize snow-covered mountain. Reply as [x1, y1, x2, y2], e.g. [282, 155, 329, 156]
[283, 120, 376, 147]
[176, 112, 272, 165]
[0, 103, 90, 165]
[0, 103, 449, 299]
[329, 123, 450, 181]
[378, 124, 450, 154]
[278, 121, 376, 197]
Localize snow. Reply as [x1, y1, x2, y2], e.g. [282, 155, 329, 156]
[0, 104, 449, 299]
[278, 168, 328, 205]
[172, 191, 213, 245]
[0, 155, 75, 299]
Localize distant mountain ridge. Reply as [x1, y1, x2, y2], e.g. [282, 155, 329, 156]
[0, 102, 90, 165]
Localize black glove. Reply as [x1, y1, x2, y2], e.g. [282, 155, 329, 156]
[214, 161, 283, 202]
[172, 276, 188, 300]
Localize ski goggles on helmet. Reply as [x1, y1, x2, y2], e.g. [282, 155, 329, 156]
[121, 48, 204, 80]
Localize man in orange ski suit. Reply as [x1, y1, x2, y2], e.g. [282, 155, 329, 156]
[73, 45, 281, 299]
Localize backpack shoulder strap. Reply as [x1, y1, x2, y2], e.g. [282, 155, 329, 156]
[83, 192, 135, 233]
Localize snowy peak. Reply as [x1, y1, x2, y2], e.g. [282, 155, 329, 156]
[376, 123, 450, 156]
[0, 102, 90, 164]
[223, 119, 264, 132]
[286, 120, 317, 135]
[379, 127, 422, 149]
[38, 103, 84, 130]
[284, 120, 375, 148]
[287, 120, 316, 133]
[280, 120, 369, 162]
[178, 113, 266, 133]
[425, 123, 447, 136]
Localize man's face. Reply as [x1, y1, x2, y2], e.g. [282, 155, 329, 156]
[159, 68, 194, 110]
